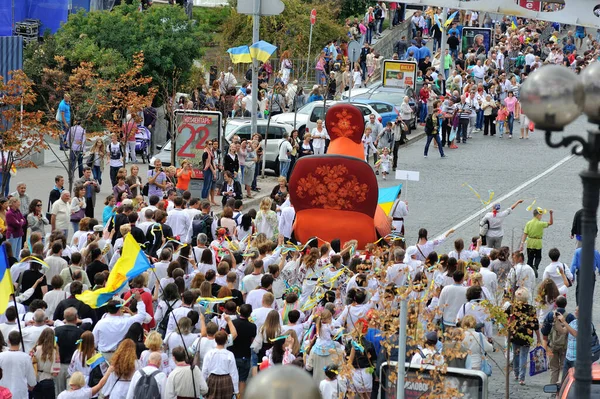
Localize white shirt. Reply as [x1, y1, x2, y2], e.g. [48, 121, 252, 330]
[202, 348, 239, 393]
[184, 208, 202, 221]
[22, 324, 49, 353]
[482, 208, 512, 238]
[455, 300, 493, 338]
[240, 273, 263, 295]
[57, 387, 93, 399]
[472, 65, 486, 79]
[44, 255, 68, 283]
[0, 350, 37, 398]
[0, 322, 18, 340]
[278, 140, 293, 162]
[166, 208, 192, 243]
[448, 249, 479, 261]
[43, 289, 68, 318]
[164, 364, 209, 399]
[147, 261, 170, 292]
[246, 288, 272, 312]
[125, 365, 167, 399]
[92, 301, 147, 352]
[415, 238, 445, 261]
[311, 127, 327, 149]
[525, 53, 535, 66]
[386, 262, 410, 287]
[320, 378, 347, 399]
[166, 304, 203, 336]
[51, 199, 71, 231]
[438, 284, 468, 326]
[542, 261, 574, 295]
[506, 263, 536, 304]
[279, 206, 295, 239]
[479, 268, 499, 305]
[251, 306, 280, 333]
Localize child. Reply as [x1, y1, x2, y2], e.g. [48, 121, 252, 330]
[320, 364, 347, 399]
[311, 309, 338, 356]
[361, 127, 377, 164]
[449, 109, 459, 149]
[496, 104, 509, 138]
[378, 147, 391, 180]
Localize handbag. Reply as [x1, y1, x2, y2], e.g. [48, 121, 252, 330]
[479, 333, 492, 376]
[70, 208, 85, 223]
[528, 346, 548, 376]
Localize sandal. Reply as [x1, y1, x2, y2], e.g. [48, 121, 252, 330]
[246, 195, 254, 199]
[519, 380, 525, 385]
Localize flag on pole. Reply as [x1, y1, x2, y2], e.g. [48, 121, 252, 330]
[511, 16, 518, 30]
[76, 234, 152, 308]
[86, 353, 107, 369]
[0, 245, 14, 315]
[250, 40, 278, 63]
[444, 11, 459, 27]
[378, 185, 403, 215]
[226, 45, 252, 64]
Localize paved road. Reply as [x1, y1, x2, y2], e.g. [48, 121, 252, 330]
[377, 116, 598, 398]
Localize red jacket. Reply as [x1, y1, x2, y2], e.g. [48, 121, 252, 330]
[123, 288, 156, 331]
[419, 88, 429, 103]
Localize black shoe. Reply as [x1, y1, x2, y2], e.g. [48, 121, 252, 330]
[462, 141, 467, 143]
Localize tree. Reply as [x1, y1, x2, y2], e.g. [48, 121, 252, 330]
[0, 71, 59, 195]
[220, 0, 347, 66]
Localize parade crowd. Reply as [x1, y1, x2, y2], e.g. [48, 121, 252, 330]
[1, 4, 600, 399]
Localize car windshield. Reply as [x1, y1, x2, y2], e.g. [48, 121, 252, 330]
[296, 103, 313, 115]
[225, 123, 240, 136]
[370, 91, 404, 106]
[568, 382, 600, 398]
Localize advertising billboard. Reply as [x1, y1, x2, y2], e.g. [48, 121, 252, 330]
[461, 27, 492, 57]
[382, 60, 418, 91]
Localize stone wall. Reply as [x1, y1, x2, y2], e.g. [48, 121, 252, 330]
[371, 19, 412, 81]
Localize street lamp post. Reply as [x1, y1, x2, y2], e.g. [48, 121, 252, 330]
[520, 63, 600, 399]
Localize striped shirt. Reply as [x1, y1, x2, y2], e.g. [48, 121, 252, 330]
[458, 103, 473, 119]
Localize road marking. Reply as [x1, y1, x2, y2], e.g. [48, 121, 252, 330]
[437, 154, 576, 236]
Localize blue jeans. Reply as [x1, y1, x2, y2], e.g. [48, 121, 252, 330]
[450, 48, 458, 59]
[70, 150, 84, 178]
[444, 69, 450, 81]
[476, 109, 484, 130]
[498, 121, 505, 137]
[424, 134, 444, 157]
[507, 112, 515, 135]
[512, 344, 530, 381]
[419, 102, 428, 123]
[201, 168, 213, 199]
[92, 165, 102, 185]
[8, 237, 22, 254]
[240, 165, 245, 183]
[279, 160, 291, 178]
[366, 27, 373, 44]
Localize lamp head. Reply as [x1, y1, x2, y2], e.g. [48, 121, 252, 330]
[519, 65, 584, 131]
[581, 61, 600, 124]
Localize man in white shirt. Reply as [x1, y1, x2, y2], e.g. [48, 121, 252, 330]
[278, 199, 295, 241]
[278, 133, 294, 178]
[147, 249, 172, 293]
[245, 275, 274, 312]
[184, 198, 203, 221]
[166, 197, 192, 243]
[242, 88, 254, 114]
[386, 249, 410, 287]
[479, 256, 498, 304]
[92, 293, 147, 361]
[22, 309, 50, 353]
[165, 346, 209, 399]
[44, 242, 68, 283]
[250, 293, 280, 333]
[125, 351, 167, 399]
[437, 271, 468, 328]
[51, 191, 71, 237]
[166, 291, 204, 336]
[471, 60, 487, 84]
[137, 208, 155, 235]
[0, 331, 37, 398]
[505, 252, 536, 304]
[0, 306, 19, 340]
[241, 260, 264, 298]
[542, 248, 574, 295]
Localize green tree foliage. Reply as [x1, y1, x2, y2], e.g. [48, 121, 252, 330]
[221, 0, 347, 60]
[340, 0, 370, 20]
[25, 4, 206, 105]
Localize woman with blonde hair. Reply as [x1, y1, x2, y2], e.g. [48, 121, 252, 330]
[88, 138, 105, 185]
[140, 331, 171, 373]
[126, 164, 143, 199]
[250, 310, 282, 375]
[57, 368, 114, 399]
[100, 339, 140, 397]
[31, 327, 60, 399]
[67, 331, 97, 383]
[70, 186, 86, 234]
[460, 315, 493, 371]
[470, 272, 494, 304]
[255, 197, 278, 240]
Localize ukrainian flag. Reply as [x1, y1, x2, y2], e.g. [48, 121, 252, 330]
[511, 16, 518, 30]
[0, 244, 14, 315]
[77, 234, 152, 308]
[250, 41, 277, 63]
[444, 11, 459, 28]
[378, 185, 402, 215]
[227, 45, 252, 64]
[86, 353, 106, 369]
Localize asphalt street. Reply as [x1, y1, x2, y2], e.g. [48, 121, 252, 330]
[377, 116, 598, 398]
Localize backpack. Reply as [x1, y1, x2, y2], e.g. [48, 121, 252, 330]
[132, 369, 162, 399]
[192, 213, 214, 243]
[548, 314, 568, 351]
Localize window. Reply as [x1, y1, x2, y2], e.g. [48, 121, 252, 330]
[374, 103, 393, 113]
[355, 105, 373, 116]
[257, 125, 285, 140]
[310, 106, 327, 122]
[371, 91, 404, 106]
[296, 103, 312, 115]
[233, 125, 252, 141]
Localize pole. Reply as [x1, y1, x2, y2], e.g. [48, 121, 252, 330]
[439, 8, 448, 87]
[348, 61, 353, 102]
[574, 133, 600, 398]
[396, 298, 408, 399]
[306, 23, 313, 84]
[261, 88, 275, 178]
[251, 0, 261, 137]
[12, 295, 25, 352]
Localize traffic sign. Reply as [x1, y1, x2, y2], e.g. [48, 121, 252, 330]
[310, 9, 316, 25]
[347, 40, 361, 63]
[237, 0, 284, 16]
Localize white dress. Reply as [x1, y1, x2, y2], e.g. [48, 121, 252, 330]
[379, 154, 391, 173]
[390, 200, 408, 233]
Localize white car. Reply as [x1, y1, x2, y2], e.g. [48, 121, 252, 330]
[340, 81, 382, 100]
[270, 101, 382, 136]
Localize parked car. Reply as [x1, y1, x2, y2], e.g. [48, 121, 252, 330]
[149, 140, 174, 169]
[271, 101, 382, 136]
[224, 118, 293, 173]
[348, 85, 418, 129]
[543, 363, 600, 398]
[350, 99, 399, 126]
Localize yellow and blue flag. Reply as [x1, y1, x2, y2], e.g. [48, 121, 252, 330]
[86, 353, 106, 369]
[77, 234, 152, 308]
[0, 245, 14, 315]
[227, 45, 252, 64]
[250, 41, 277, 63]
[511, 16, 518, 30]
[378, 185, 402, 215]
[444, 11, 459, 27]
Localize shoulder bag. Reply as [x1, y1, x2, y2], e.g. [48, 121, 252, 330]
[479, 332, 492, 376]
